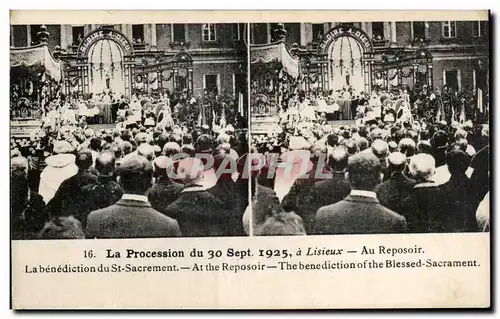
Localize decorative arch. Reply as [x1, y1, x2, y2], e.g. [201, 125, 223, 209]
[318, 24, 373, 54]
[77, 26, 134, 58]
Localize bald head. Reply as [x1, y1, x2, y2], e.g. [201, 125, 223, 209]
[163, 142, 181, 157]
[371, 139, 389, 159]
[357, 137, 369, 151]
[387, 152, 407, 172]
[344, 139, 358, 156]
[95, 151, 116, 176]
[409, 153, 436, 181]
[11, 156, 29, 175]
[76, 148, 93, 170]
[328, 147, 349, 172]
[398, 138, 416, 157]
[137, 143, 155, 161]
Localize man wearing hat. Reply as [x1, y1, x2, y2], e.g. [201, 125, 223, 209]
[86, 155, 181, 238]
[38, 140, 79, 204]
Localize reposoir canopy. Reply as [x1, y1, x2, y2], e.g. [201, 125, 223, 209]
[10, 44, 62, 82]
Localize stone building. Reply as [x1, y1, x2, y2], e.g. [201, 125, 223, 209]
[11, 23, 248, 99]
[250, 20, 489, 97]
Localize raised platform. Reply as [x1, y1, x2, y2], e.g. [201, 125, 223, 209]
[10, 119, 42, 138]
[251, 115, 283, 135]
[88, 123, 116, 131]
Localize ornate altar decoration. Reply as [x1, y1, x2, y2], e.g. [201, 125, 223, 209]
[10, 25, 62, 137]
[250, 23, 299, 134]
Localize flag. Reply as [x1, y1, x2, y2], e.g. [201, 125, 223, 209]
[477, 88, 483, 113]
[220, 103, 227, 128]
[212, 109, 216, 128]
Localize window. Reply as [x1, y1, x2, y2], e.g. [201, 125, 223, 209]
[202, 23, 217, 42]
[252, 23, 268, 44]
[232, 23, 245, 40]
[412, 21, 426, 39]
[132, 24, 145, 43]
[442, 21, 457, 38]
[312, 23, 324, 42]
[472, 21, 482, 37]
[12, 25, 28, 47]
[234, 73, 246, 96]
[172, 24, 186, 43]
[204, 74, 218, 94]
[445, 70, 459, 91]
[30, 25, 42, 45]
[372, 22, 384, 40]
[72, 26, 84, 45]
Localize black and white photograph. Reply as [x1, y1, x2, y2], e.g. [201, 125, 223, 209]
[249, 20, 490, 236]
[10, 22, 250, 239]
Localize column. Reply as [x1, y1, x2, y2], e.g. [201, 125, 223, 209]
[121, 24, 129, 39]
[391, 21, 397, 43]
[323, 22, 330, 33]
[266, 24, 271, 43]
[383, 22, 391, 42]
[151, 23, 157, 48]
[472, 69, 476, 91]
[300, 23, 307, 46]
[27, 25, 31, 46]
[143, 24, 151, 46]
[361, 22, 367, 33]
[10, 25, 14, 46]
[365, 22, 372, 38]
[60, 24, 67, 50]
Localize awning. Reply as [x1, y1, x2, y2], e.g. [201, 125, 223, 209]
[251, 42, 300, 78]
[10, 44, 62, 82]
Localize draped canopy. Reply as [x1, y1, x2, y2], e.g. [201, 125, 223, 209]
[251, 42, 300, 78]
[10, 44, 62, 82]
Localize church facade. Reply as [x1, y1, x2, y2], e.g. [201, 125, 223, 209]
[250, 20, 489, 97]
[11, 23, 248, 99]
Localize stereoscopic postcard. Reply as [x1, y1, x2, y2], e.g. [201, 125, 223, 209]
[10, 10, 490, 309]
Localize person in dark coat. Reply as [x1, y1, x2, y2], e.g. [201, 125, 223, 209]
[313, 152, 407, 235]
[249, 175, 282, 236]
[304, 147, 351, 233]
[402, 153, 444, 232]
[375, 152, 416, 216]
[163, 157, 228, 237]
[207, 151, 246, 236]
[148, 156, 184, 218]
[85, 155, 182, 239]
[438, 150, 478, 232]
[79, 151, 123, 227]
[11, 170, 48, 240]
[47, 148, 97, 217]
[469, 134, 489, 207]
[431, 130, 448, 168]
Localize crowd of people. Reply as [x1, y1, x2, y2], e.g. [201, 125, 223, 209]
[11, 90, 250, 240]
[10, 79, 491, 239]
[250, 84, 490, 236]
